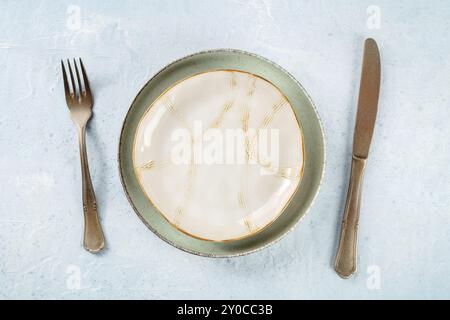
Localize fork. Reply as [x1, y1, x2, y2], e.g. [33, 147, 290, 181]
[61, 58, 105, 253]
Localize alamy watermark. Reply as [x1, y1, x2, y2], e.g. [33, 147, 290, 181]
[366, 265, 381, 290]
[170, 121, 280, 175]
[66, 264, 82, 290]
[66, 5, 82, 31]
[366, 5, 381, 30]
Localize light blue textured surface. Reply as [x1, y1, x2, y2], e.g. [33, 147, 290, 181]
[1, 0, 449, 299]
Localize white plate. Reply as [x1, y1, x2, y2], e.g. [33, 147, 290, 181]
[133, 70, 304, 241]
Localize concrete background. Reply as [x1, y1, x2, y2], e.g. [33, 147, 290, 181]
[0, 0, 449, 299]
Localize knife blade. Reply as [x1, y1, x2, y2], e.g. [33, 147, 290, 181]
[353, 38, 381, 159]
[334, 38, 381, 278]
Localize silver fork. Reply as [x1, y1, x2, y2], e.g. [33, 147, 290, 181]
[61, 58, 105, 253]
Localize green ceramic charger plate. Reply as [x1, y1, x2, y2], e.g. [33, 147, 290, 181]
[118, 49, 325, 257]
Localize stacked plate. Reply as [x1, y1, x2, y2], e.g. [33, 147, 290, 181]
[119, 50, 324, 257]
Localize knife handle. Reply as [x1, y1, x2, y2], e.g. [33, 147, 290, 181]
[335, 155, 366, 278]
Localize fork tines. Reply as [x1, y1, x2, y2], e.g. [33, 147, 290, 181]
[61, 58, 91, 100]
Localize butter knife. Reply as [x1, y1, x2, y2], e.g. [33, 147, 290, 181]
[335, 38, 381, 278]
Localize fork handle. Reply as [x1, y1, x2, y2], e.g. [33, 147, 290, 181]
[77, 125, 105, 253]
[335, 155, 366, 278]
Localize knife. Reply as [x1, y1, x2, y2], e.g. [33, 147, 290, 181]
[335, 38, 381, 278]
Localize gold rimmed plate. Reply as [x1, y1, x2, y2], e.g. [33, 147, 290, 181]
[119, 49, 325, 256]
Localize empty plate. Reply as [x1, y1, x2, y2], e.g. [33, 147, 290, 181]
[133, 70, 304, 241]
[119, 49, 324, 256]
